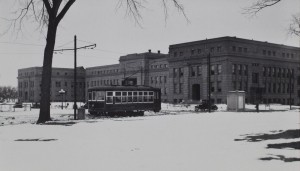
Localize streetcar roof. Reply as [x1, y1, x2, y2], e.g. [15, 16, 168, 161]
[88, 85, 160, 91]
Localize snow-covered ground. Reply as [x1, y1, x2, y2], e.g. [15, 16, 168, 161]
[0, 103, 299, 171]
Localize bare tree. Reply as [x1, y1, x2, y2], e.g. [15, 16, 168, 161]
[5, 0, 187, 123]
[244, 0, 300, 37]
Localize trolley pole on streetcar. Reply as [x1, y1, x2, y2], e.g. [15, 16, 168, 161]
[54, 35, 96, 120]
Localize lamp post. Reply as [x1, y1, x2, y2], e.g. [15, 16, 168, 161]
[59, 89, 66, 110]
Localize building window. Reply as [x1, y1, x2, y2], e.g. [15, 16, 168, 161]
[238, 47, 242, 52]
[55, 81, 61, 87]
[191, 66, 196, 77]
[217, 64, 222, 75]
[263, 50, 266, 55]
[210, 47, 214, 53]
[232, 64, 236, 74]
[263, 67, 266, 76]
[282, 53, 285, 57]
[243, 48, 248, 53]
[232, 46, 236, 52]
[272, 67, 276, 77]
[211, 65, 215, 75]
[173, 68, 178, 77]
[268, 51, 271, 56]
[191, 49, 195, 55]
[237, 64, 242, 75]
[197, 49, 202, 54]
[179, 83, 183, 94]
[217, 46, 222, 52]
[197, 66, 202, 76]
[164, 76, 167, 83]
[278, 68, 281, 77]
[179, 68, 184, 77]
[174, 52, 177, 57]
[273, 51, 276, 56]
[217, 81, 222, 92]
[211, 82, 215, 92]
[179, 52, 183, 56]
[65, 82, 68, 86]
[174, 83, 177, 93]
[252, 73, 259, 83]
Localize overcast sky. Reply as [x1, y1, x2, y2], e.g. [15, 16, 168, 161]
[0, 0, 299, 86]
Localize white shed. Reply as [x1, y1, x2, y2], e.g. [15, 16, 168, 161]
[227, 91, 245, 111]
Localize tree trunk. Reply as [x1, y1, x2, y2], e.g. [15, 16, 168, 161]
[37, 19, 58, 124]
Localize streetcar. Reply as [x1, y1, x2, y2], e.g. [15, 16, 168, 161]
[87, 85, 161, 116]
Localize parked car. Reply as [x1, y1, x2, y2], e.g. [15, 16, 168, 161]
[195, 100, 218, 112]
[13, 102, 23, 108]
[32, 102, 40, 108]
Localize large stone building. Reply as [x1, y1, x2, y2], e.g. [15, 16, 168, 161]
[168, 37, 300, 104]
[18, 67, 85, 103]
[18, 37, 300, 105]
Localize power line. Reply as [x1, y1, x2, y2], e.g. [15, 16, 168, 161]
[0, 41, 45, 47]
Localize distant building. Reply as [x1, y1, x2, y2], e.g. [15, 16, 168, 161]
[17, 37, 300, 105]
[85, 50, 169, 102]
[17, 67, 85, 103]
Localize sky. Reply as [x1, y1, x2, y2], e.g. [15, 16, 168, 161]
[0, 0, 299, 87]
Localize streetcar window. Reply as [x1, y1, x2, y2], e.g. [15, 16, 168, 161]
[88, 92, 92, 100]
[96, 91, 105, 101]
[115, 91, 121, 104]
[122, 91, 127, 103]
[138, 91, 143, 102]
[128, 92, 133, 102]
[133, 91, 137, 102]
[143, 91, 148, 102]
[92, 91, 96, 100]
[106, 91, 113, 104]
[149, 91, 154, 102]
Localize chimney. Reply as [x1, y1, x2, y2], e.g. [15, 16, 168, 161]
[158, 50, 160, 54]
[148, 49, 151, 53]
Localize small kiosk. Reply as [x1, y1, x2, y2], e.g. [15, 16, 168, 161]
[227, 91, 245, 111]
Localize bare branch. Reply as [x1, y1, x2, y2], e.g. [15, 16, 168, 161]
[243, 0, 282, 16]
[118, 0, 189, 26]
[288, 14, 300, 37]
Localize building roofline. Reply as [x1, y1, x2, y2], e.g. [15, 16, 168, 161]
[169, 36, 300, 50]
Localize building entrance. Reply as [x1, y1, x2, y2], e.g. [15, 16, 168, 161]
[192, 84, 201, 101]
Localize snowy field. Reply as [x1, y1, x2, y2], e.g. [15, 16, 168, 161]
[0, 103, 299, 171]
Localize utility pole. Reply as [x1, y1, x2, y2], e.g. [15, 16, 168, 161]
[207, 52, 211, 113]
[54, 35, 96, 120]
[289, 69, 292, 110]
[74, 35, 77, 119]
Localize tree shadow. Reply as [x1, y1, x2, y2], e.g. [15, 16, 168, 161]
[267, 141, 300, 150]
[260, 155, 300, 162]
[15, 138, 57, 142]
[235, 129, 300, 142]
[43, 121, 77, 126]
